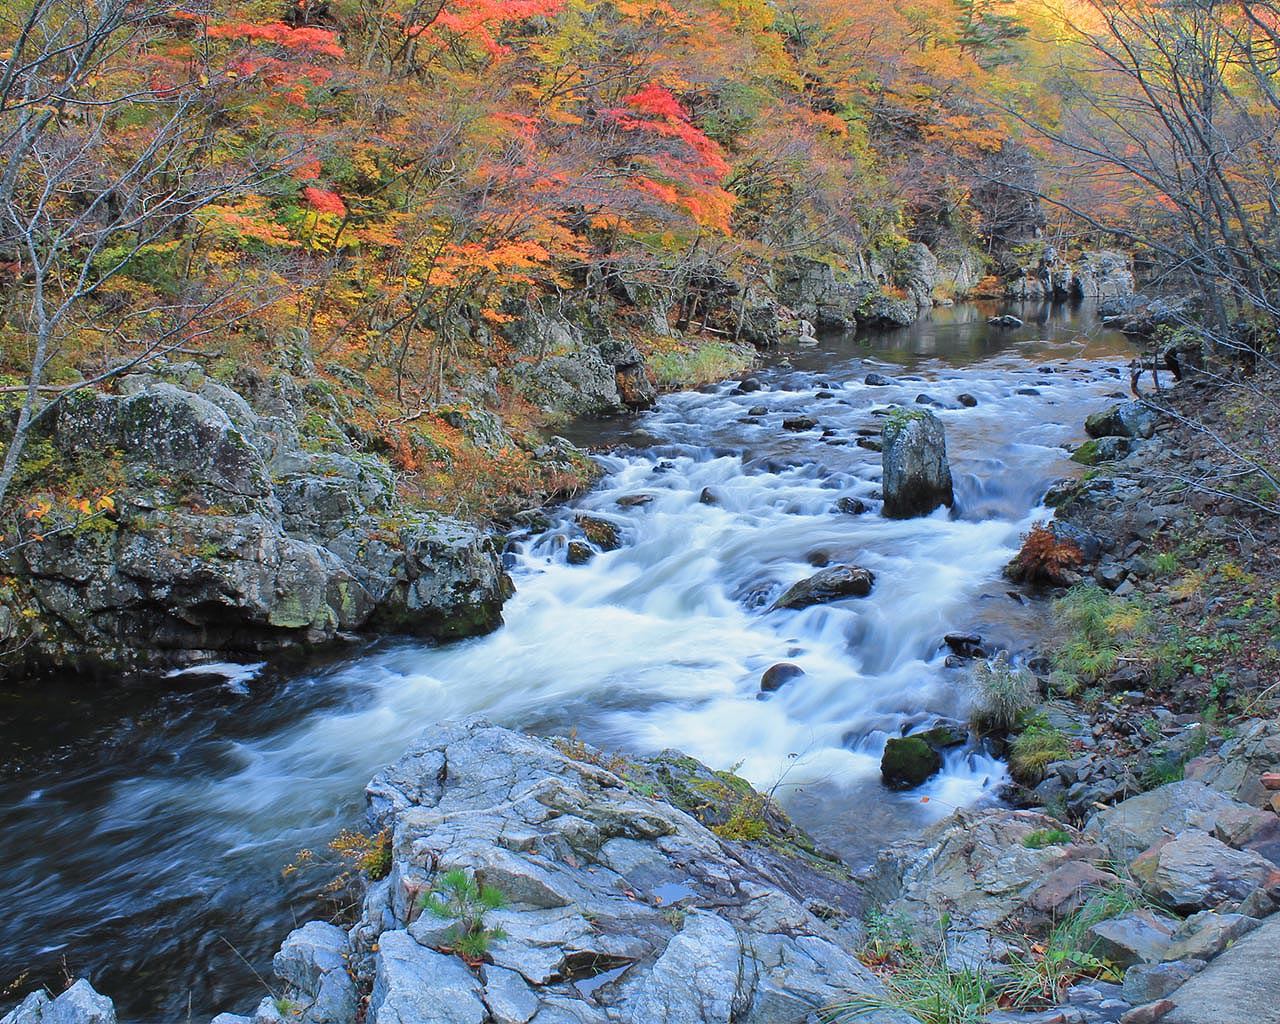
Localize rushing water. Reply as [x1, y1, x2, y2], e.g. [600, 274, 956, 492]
[0, 302, 1133, 1022]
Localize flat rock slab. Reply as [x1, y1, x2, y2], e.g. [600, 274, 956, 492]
[1163, 914, 1280, 1024]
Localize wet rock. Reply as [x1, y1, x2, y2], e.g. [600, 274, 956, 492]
[782, 416, 819, 431]
[1121, 961, 1207, 1005]
[760, 663, 805, 693]
[735, 377, 763, 394]
[989, 315, 1024, 328]
[698, 487, 722, 506]
[769, 565, 875, 611]
[881, 736, 943, 789]
[616, 494, 654, 508]
[957, 393, 978, 407]
[747, 405, 768, 416]
[915, 394, 946, 408]
[1085, 402, 1159, 440]
[566, 542, 594, 565]
[855, 437, 883, 452]
[865, 372, 899, 387]
[1073, 437, 1139, 465]
[834, 496, 868, 515]
[576, 516, 622, 551]
[943, 632, 985, 658]
[881, 410, 954, 519]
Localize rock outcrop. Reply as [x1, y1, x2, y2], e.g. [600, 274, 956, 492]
[233, 720, 905, 1024]
[880, 409, 954, 519]
[0, 980, 116, 1024]
[1005, 248, 1135, 303]
[503, 300, 656, 417]
[1, 368, 513, 678]
[777, 258, 914, 331]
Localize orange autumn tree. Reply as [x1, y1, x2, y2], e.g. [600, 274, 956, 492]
[0, 0, 346, 509]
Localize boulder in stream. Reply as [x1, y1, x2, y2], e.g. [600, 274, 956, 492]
[1085, 400, 1159, 440]
[769, 565, 875, 611]
[881, 736, 943, 789]
[880, 409, 954, 519]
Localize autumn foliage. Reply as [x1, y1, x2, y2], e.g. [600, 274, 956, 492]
[0, 0, 1062, 514]
[1008, 523, 1085, 587]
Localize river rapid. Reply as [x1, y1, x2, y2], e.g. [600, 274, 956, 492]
[0, 303, 1133, 1022]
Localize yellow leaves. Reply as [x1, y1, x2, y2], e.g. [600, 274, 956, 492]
[24, 500, 51, 521]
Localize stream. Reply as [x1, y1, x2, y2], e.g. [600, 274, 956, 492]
[0, 302, 1134, 1022]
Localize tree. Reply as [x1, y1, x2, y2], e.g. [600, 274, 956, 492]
[0, 0, 339, 509]
[1008, 0, 1280, 348]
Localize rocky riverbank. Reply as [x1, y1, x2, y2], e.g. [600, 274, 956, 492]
[10, 709, 1278, 1024]
[0, 363, 521, 680]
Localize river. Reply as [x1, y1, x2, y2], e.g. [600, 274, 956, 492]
[0, 302, 1133, 1021]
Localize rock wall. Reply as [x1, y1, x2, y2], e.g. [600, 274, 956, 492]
[1005, 247, 1136, 303]
[502, 299, 656, 418]
[1, 368, 513, 679]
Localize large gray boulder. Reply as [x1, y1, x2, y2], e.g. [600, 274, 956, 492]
[1185, 719, 1280, 808]
[2, 372, 512, 677]
[863, 807, 1103, 934]
[1160, 914, 1280, 1024]
[1129, 831, 1279, 911]
[1085, 400, 1159, 440]
[0, 980, 115, 1024]
[769, 565, 875, 611]
[273, 922, 358, 1024]
[881, 410, 954, 519]
[1085, 781, 1264, 865]
[348, 719, 906, 1024]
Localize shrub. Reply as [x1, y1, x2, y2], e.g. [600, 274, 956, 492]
[970, 652, 1036, 734]
[1006, 522, 1083, 586]
[1009, 720, 1070, 784]
[418, 867, 507, 961]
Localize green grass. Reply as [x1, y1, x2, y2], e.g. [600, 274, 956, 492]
[646, 339, 755, 389]
[1022, 828, 1072, 849]
[1009, 719, 1070, 784]
[826, 947, 996, 1024]
[970, 652, 1035, 734]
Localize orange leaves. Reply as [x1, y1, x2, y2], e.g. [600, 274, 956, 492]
[397, 0, 565, 62]
[302, 187, 348, 218]
[606, 84, 731, 182]
[206, 22, 344, 59]
[599, 82, 735, 231]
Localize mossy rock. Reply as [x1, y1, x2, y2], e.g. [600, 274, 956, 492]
[881, 735, 943, 790]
